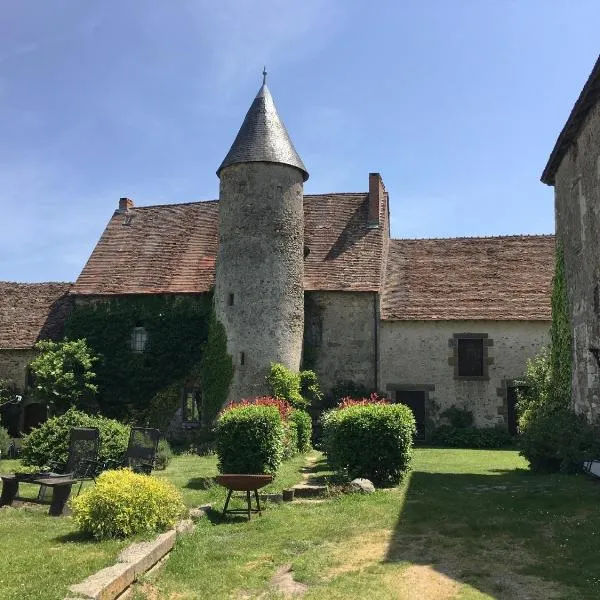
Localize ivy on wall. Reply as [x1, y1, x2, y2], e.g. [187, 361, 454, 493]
[199, 313, 233, 425]
[65, 295, 213, 421]
[550, 241, 572, 408]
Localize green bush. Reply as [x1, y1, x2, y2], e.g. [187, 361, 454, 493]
[440, 405, 474, 429]
[21, 408, 129, 468]
[322, 403, 416, 486]
[216, 404, 284, 475]
[430, 425, 513, 449]
[0, 424, 10, 458]
[155, 438, 173, 469]
[290, 409, 312, 453]
[284, 418, 299, 459]
[267, 363, 305, 408]
[71, 469, 185, 539]
[519, 406, 600, 473]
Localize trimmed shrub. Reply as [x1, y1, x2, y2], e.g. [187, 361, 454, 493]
[284, 418, 299, 459]
[21, 408, 129, 468]
[322, 403, 416, 486]
[267, 363, 306, 408]
[430, 425, 513, 449]
[0, 424, 10, 458]
[290, 409, 312, 453]
[216, 404, 285, 475]
[71, 469, 185, 539]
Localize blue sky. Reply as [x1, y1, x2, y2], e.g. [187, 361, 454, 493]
[0, 1, 598, 282]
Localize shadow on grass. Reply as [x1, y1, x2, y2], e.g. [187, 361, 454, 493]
[203, 505, 256, 525]
[53, 530, 96, 544]
[384, 468, 600, 599]
[300, 457, 346, 486]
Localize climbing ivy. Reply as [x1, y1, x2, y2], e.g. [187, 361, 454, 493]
[550, 241, 572, 408]
[199, 312, 233, 425]
[65, 295, 212, 421]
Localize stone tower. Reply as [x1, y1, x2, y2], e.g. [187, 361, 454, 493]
[215, 74, 309, 401]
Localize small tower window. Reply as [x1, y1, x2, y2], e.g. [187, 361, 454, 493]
[131, 326, 148, 354]
[240, 352, 245, 366]
[228, 293, 234, 306]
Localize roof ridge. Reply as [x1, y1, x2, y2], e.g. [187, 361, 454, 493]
[0, 281, 73, 286]
[390, 233, 555, 242]
[130, 199, 219, 210]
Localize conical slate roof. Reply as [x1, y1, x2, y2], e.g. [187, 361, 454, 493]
[217, 82, 309, 181]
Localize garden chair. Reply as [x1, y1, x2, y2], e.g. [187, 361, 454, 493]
[105, 427, 160, 475]
[38, 427, 101, 499]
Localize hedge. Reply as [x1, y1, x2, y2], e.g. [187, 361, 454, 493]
[216, 404, 285, 475]
[322, 402, 415, 486]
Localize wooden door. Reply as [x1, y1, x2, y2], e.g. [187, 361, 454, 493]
[396, 390, 426, 440]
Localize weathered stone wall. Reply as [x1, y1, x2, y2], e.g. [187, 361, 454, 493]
[303, 291, 377, 394]
[554, 101, 600, 421]
[379, 320, 549, 428]
[0, 349, 36, 391]
[215, 162, 305, 401]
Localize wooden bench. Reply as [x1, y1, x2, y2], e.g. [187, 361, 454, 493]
[0, 474, 76, 516]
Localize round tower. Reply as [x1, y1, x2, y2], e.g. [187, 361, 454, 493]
[215, 73, 308, 401]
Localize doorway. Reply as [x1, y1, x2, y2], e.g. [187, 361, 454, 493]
[395, 390, 426, 440]
[506, 386, 525, 436]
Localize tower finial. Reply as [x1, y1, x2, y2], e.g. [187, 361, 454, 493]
[262, 66, 267, 85]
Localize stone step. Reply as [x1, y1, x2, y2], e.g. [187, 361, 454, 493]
[292, 484, 327, 498]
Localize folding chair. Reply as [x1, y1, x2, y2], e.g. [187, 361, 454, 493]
[105, 427, 160, 475]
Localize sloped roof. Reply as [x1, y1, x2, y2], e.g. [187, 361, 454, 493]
[0, 282, 73, 349]
[542, 54, 600, 185]
[381, 235, 554, 321]
[72, 194, 386, 295]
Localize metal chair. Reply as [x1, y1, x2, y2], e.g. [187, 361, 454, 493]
[38, 427, 100, 499]
[105, 427, 160, 475]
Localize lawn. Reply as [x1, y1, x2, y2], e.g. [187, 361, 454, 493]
[136, 449, 600, 600]
[2, 449, 600, 599]
[0, 453, 310, 600]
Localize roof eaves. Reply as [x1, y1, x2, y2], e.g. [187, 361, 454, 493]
[541, 54, 600, 185]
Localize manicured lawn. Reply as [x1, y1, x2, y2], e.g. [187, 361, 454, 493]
[3, 449, 600, 599]
[134, 449, 600, 600]
[0, 452, 310, 600]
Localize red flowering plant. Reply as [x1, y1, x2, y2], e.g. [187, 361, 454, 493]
[221, 396, 292, 421]
[337, 392, 389, 410]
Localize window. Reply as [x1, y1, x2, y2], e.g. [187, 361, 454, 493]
[228, 293, 234, 306]
[456, 337, 484, 377]
[130, 326, 148, 353]
[182, 389, 201, 424]
[451, 333, 490, 379]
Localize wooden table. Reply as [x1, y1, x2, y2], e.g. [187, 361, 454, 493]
[0, 473, 76, 516]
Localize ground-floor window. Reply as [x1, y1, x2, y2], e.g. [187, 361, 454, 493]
[182, 388, 202, 425]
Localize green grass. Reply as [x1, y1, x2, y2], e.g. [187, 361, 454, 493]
[0, 451, 311, 600]
[133, 449, 600, 600]
[3, 449, 600, 599]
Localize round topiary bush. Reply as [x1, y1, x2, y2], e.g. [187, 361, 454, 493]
[322, 402, 416, 486]
[71, 469, 185, 539]
[21, 408, 129, 468]
[216, 402, 285, 475]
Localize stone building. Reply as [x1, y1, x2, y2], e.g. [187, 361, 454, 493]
[542, 54, 600, 422]
[0, 77, 554, 437]
[0, 282, 72, 433]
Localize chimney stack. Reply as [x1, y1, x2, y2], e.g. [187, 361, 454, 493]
[118, 197, 134, 212]
[368, 173, 384, 228]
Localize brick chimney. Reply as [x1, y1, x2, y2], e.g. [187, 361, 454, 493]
[118, 197, 134, 212]
[368, 173, 385, 228]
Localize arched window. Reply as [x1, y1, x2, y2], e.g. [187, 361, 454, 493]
[131, 326, 148, 353]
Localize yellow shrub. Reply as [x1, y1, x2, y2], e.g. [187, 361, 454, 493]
[71, 469, 186, 539]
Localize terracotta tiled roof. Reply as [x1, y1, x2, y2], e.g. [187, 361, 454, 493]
[381, 235, 554, 321]
[0, 282, 73, 349]
[72, 195, 386, 295]
[542, 54, 600, 185]
[73, 201, 220, 294]
[303, 193, 385, 291]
